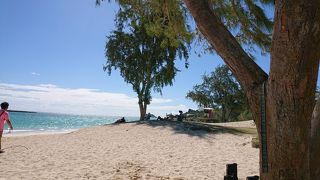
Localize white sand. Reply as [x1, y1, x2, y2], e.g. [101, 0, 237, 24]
[0, 121, 259, 180]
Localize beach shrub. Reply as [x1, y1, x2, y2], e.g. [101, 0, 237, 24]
[237, 110, 253, 121]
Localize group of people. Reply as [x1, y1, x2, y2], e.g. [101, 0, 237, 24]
[0, 102, 13, 153]
[113, 111, 184, 123]
[159, 111, 185, 121]
[145, 111, 185, 121]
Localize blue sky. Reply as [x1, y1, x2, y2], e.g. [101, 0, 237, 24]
[0, 0, 316, 116]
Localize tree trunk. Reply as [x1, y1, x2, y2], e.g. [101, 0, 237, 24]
[265, 1, 320, 179]
[311, 98, 320, 178]
[144, 102, 148, 120]
[139, 101, 148, 121]
[139, 102, 146, 121]
[221, 106, 227, 122]
[184, 0, 320, 179]
[226, 107, 234, 122]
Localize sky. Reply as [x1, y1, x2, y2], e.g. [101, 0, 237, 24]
[0, 0, 317, 117]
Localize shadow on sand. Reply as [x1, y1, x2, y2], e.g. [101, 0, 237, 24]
[111, 120, 257, 138]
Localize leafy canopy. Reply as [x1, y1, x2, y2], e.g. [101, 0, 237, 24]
[97, 0, 273, 55]
[104, 3, 190, 106]
[186, 65, 249, 121]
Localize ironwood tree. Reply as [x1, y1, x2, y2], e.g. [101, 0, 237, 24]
[97, 0, 320, 179]
[186, 65, 248, 122]
[104, 5, 190, 121]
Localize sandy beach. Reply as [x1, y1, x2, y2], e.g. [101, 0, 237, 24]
[0, 120, 259, 180]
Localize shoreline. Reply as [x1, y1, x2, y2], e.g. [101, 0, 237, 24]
[3, 120, 256, 137]
[2, 120, 141, 137]
[2, 129, 79, 137]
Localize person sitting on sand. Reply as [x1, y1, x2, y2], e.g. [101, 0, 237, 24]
[0, 102, 13, 153]
[156, 116, 164, 121]
[144, 113, 151, 120]
[114, 117, 126, 124]
[177, 110, 183, 122]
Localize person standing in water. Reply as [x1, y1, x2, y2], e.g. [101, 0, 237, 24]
[0, 102, 13, 153]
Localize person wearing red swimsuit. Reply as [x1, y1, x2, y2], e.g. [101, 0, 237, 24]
[0, 102, 13, 153]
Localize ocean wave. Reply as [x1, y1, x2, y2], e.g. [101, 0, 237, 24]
[3, 129, 78, 137]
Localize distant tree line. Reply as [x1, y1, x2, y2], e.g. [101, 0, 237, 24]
[186, 65, 251, 122]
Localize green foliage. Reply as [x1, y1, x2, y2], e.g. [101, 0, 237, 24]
[186, 65, 249, 122]
[184, 84, 213, 108]
[203, 0, 273, 54]
[104, 3, 190, 119]
[96, 0, 272, 119]
[237, 109, 253, 121]
[96, 0, 273, 56]
[98, 0, 193, 50]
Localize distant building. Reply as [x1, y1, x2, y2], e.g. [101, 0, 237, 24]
[203, 108, 214, 119]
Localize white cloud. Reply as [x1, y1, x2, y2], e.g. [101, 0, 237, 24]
[0, 83, 188, 117]
[31, 72, 40, 76]
[151, 98, 173, 104]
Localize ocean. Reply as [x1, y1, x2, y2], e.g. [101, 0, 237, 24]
[3, 112, 138, 136]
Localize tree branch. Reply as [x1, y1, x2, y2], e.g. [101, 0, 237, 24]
[184, 0, 268, 88]
[184, 0, 268, 126]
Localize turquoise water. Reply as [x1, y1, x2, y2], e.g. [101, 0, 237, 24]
[4, 112, 138, 135]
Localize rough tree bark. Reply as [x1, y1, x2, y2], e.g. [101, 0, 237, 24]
[184, 0, 320, 179]
[266, 1, 320, 179]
